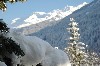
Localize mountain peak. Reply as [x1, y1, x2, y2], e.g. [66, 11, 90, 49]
[11, 2, 88, 28]
[29, 0, 100, 52]
[11, 18, 20, 24]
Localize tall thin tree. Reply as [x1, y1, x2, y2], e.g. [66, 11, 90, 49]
[65, 18, 87, 66]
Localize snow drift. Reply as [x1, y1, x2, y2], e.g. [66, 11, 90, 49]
[0, 61, 7, 66]
[7, 30, 71, 66]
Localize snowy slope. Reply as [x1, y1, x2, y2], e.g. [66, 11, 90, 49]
[13, 2, 88, 35]
[7, 30, 71, 66]
[11, 2, 87, 29]
[0, 62, 6, 66]
[28, 0, 100, 53]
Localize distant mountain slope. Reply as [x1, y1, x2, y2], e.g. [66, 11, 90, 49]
[12, 2, 87, 35]
[29, 0, 100, 53]
[11, 2, 87, 29]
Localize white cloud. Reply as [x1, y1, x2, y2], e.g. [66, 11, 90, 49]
[11, 18, 20, 24]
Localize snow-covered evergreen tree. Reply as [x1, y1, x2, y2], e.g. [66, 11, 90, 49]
[0, 0, 27, 11]
[86, 51, 100, 66]
[0, 19, 25, 65]
[65, 18, 87, 66]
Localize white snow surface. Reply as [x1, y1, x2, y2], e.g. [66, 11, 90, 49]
[6, 30, 71, 66]
[11, 2, 88, 28]
[11, 18, 20, 24]
[0, 61, 7, 66]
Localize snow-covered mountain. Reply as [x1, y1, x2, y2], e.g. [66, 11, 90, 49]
[27, 0, 100, 53]
[11, 2, 87, 29]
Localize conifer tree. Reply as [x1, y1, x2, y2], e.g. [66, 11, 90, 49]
[65, 18, 87, 66]
[0, 19, 25, 62]
[0, 0, 27, 11]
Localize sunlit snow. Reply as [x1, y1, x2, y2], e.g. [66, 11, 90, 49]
[6, 30, 71, 66]
[12, 2, 88, 28]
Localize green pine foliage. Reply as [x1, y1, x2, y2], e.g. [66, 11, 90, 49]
[0, 19, 25, 58]
[0, 0, 27, 11]
[0, 19, 9, 33]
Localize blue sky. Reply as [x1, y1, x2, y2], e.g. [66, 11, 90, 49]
[0, 0, 93, 25]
